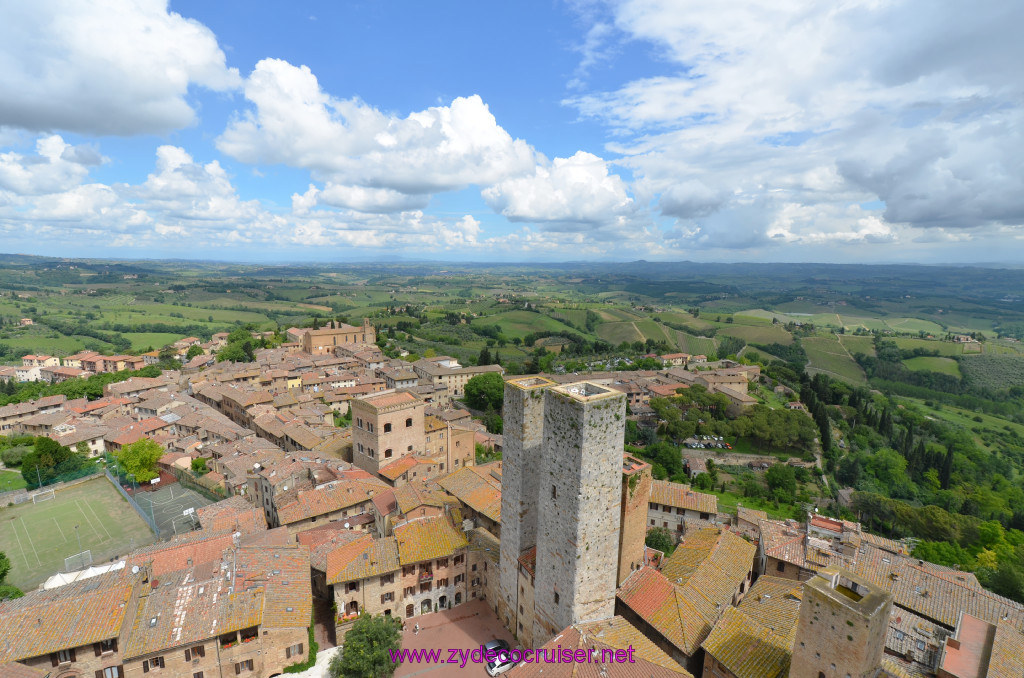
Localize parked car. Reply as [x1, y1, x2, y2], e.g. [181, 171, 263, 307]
[485, 640, 517, 677]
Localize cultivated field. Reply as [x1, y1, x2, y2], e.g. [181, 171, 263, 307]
[892, 337, 964, 356]
[803, 335, 867, 384]
[0, 476, 156, 591]
[903, 356, 962, 377]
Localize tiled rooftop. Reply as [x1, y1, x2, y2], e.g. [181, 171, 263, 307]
[394, 515, 468, 565]
[650, 479, 718, 514]
[436, 466, 501, 523]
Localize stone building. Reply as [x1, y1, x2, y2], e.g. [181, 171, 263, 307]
[648, 479, 718, 534]
[619, 454, 653, 585]
[531, 382, 626, 645]
[351, 390, 425, 476]
[300, 318, 376, 355]
[498, 376, 554, 632]
[789, 567, 892, 678]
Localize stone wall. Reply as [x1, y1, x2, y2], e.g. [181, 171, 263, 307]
[498, 377, 552, 636]
[619, 462, 652, 585]
[532, 383, 625, 644]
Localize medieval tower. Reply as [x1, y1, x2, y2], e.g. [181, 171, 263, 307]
[498, 376, 556, 630]
[789, 567, 893, 678]
[531, 382, 626, 644]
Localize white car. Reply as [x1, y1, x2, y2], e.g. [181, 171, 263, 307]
[486, 648, 517, 676]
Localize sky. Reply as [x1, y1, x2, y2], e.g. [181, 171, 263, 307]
[0, 0, 1022, 264]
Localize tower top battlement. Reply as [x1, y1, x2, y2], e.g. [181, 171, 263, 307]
[551, 381, 620, 402]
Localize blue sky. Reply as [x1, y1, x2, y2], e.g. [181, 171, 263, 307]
[0, 0, 1022, 263]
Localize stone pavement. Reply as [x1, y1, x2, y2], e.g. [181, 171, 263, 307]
[394, 599, 517, 677]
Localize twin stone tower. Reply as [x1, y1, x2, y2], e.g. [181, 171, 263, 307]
[498, 377, 651, 647]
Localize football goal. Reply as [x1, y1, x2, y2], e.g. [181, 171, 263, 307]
[32, 489, 56, 503]
[65, 550, 93, 572]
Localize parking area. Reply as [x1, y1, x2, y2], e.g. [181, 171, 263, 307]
[394, 599, 517, 677]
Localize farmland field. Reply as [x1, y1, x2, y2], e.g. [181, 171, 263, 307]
[903, 356, 962, 377]
[886, 317, 946, 334]
[470, 310, 576, 340]
[597, 321, 645, 345]
[123, 332, 186, 351]
[718, 324, 793, 346]
[673, 331, 717, 356]
[892, 337, 964, 356]
[634, 320, 676, 346]
[838, 334, 876, 356]
[960, 355, 1024, 390]
[803, 335, 867, 384]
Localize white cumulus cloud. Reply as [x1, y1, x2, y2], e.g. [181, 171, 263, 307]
[0, 0, 240, 135]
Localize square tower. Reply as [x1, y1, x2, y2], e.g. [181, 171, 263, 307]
[790, 567, 893, 678]
[350, 390, 425, 476]
[532, 382, 626, 644]
[498, 376, 555, 630]
[619, 454, 652, 585]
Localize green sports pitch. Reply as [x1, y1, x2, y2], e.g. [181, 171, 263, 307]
[0, 476, 156, 592]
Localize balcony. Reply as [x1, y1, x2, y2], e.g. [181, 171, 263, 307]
[419, 570, 433, 582]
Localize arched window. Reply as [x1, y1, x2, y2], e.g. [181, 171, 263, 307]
[406, 418, 413, 427]
[406, 604, 414, 618]
[385, 449, 393, 458]
[384, 423, 392, 433]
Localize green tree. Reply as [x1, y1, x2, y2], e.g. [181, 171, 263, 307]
[329, 613, 402, 678]
[0, 551, 11, 583]
[191, 457, 209, 474]
[765, 464, 798, 503]
[21, 437, 87, 488]
[645, 527, 675, 554]
[0, 584, 23, 601]
[116, 438, 164, 483]
[463, 372, 504, 411]
[185, 344, 204, 359]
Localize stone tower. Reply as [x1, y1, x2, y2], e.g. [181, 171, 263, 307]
[498, 376, 555, 631]
[531, 382, 626, 644]
[790, 567, 893, 678]
[619, 454, 652, 585]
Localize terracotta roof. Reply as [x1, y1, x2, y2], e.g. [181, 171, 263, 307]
[736, 505, 768, 525]
[358, 390, 420, 410]
[436, 466, 501, 523]
[127, 530, 235, 577]
[379, 455, 419, 480]
[195, 496, 267, 534]
[650, 479, 718, 514]
[987, 620, 1024, 677]
[617, 528, 755, 657]
[700, 577, 802, 678]
[509, 616, 691, 677]
[394, 516, 468, 565]
[326, 535, 401, 584]
[0, 569, 136, 663]
[518, 546, 537, 578]
[276, 478, 386, 525]
[393, 481, 456, 515]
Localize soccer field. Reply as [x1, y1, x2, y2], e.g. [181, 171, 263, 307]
[0, 476, 156, 592]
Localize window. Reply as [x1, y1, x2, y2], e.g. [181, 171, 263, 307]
[184, 645, 206, 661]
[404, 586, 416, 596]
[438, 557, 448, 567]
[384, 423, 392, 432]
[380, 574, 394, 585]
[776, 561, 786, 573]
[357, 442, 364, 454]
[381, 592, 394, 603]
[347, 582, 359, 592]
[554, 592, 560, 605]
[650, 519, 655, 526]
[406, 604, 415, 617]
[194, 673, 204, 678]
[406, 418, 413, 427]
[385, 448, 393, 458]
[285, 643, 304, 658]
[100, 668, 122, 678]
[552, 486, 557, 500]
[454, 574, 464, 585]
[700, 512, 710, 520]
[404, 565, 416, 576]
[357, 417, 363, 429]
[437, 578, 448, 587]
[96, 638, 117, 655]
[57, 649, 75, 664]
[234, 659, 254, 673]
[142, 656, 165, 672]
[663, 522, 668, 528]
[471, 563, 477, 572]
[407, 445, 413, 452]
[453, 555, 464, 566]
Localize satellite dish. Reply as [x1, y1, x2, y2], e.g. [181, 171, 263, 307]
[344, 522, 351, 529]
[132, 566, 140, 574]
[253, 463, 261, 470]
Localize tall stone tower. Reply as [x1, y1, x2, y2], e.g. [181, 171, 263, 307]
[790, 567, 893, 678]
[531, 382, 626, 644]
[498, 376, 556, 630]
[618, 454, 652, 585]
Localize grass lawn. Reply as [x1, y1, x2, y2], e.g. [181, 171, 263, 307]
[705, 488, 796, 520]
[597, 321, 645, 345]
[123, 332, 185, 351]
[0, 469, 27, 492]
[902, 356, 962, 377]
[0, 476, 156, 591]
